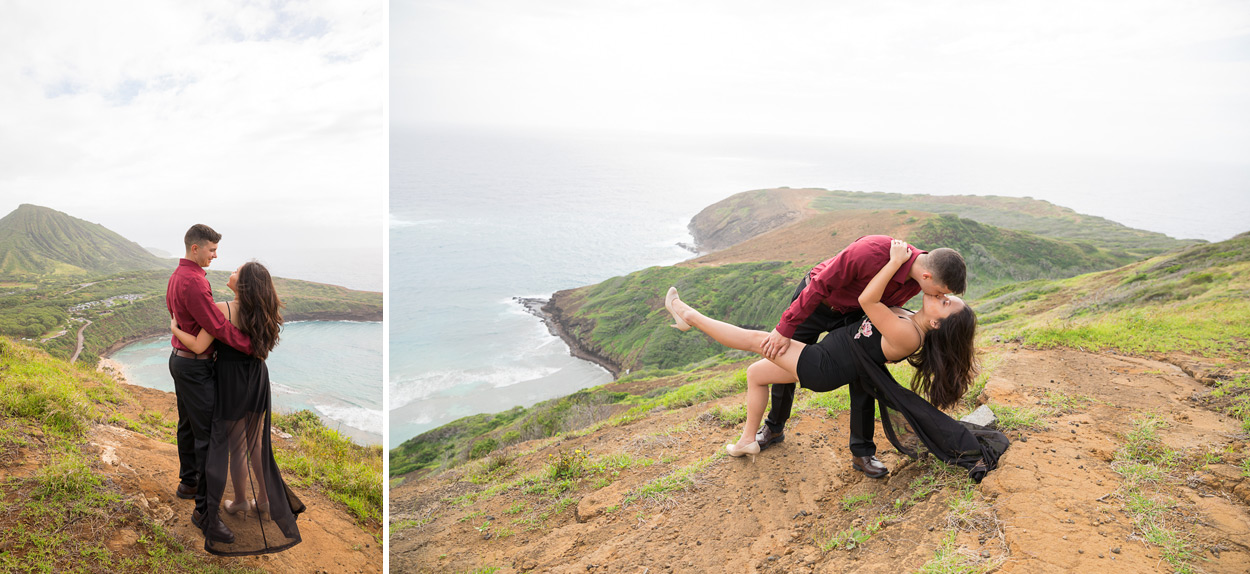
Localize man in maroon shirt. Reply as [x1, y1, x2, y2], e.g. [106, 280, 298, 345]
[756, 235, 967, 478]
[167, 223, 253, 543]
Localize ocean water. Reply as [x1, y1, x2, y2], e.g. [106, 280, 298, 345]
[110, 321, 382, 445]
[390, 125, 1250, 446]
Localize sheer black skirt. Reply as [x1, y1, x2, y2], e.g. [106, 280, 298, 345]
[845, 330, 1010, 483]
[201, 345, 305, 555]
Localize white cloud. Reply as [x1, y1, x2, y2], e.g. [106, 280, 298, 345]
[0, 0, 384, 290]
[393, 0, 1250, 163]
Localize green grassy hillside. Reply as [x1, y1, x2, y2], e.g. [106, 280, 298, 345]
[0, 204, 171, 279]
[909, 213, 1139, 298]
[550, 214, 1142, 375]
[0, 269, 382, 364]
[977, 231, 1250, 365]
[808, 189, 1196, 256]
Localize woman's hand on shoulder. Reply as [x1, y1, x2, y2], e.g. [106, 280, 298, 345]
[889, 238, 911, 263]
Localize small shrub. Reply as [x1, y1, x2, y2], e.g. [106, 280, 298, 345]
[545, 449, 589, 481]
[469, 438, 498, 460]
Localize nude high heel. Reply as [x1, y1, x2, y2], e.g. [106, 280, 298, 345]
[223, 499, 250, 516]
[664, 287, 691, 331]
[725, 441, 760, 458]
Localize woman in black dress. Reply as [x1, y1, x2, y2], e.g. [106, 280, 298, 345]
[665, 240, 983, 462]
[172, 261, 304, 555]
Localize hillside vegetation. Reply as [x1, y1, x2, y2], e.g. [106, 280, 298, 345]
[805, 188, 1197, 256]
[0, 204, 170, 279]
[978, 231, 1250, 372]
[0, 269, 382, 364]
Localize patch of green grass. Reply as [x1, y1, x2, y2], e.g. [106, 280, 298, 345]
[1206, 374, 1250, 432]
[544, 448, 590, 481]
[622, 452, 723, 506]
[1038, 390, 1095, 414]
[1116, 415, 1179, 470]
[505, 500, 528, 515]
[390, 516, 433, 533]
[987, 405, 1048, 431]
[800, 386, 850, 415]
[840, 492, 876, 512]
[1109, 416, 1196, 573]
[915, 531, 991, 574]
[818, 527, 872, 551]
[703, 404, 747, 426]
[270, 410, 382, 530]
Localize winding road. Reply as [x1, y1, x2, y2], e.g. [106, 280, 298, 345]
[68, 319, 91, 363]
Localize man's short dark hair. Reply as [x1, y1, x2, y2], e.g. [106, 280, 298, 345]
[928, 247, 966, 294]
[184, 224, 221, 250]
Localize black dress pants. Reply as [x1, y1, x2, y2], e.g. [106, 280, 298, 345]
[764, 278, 877, 457]
[169, 352, 216, 515]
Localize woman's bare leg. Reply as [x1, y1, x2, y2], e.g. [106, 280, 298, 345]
[731, 359, 804, 450]
[247, 415, 269, 512]
[666, 289, 814, 455]
[669, 289, 784, 358]
[227, 421, 249, 504]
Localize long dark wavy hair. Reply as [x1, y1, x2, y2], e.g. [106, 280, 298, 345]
[235, 261, 283, 360]
[906, 305, 978, 410]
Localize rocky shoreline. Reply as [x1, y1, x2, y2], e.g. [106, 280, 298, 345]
[514, 295, 624, 378]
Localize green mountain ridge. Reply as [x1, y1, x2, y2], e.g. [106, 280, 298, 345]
[0, 204, 171, 279]
[0, 204, 381, 364]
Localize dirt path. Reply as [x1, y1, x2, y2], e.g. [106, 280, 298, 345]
[391, 345, 1250, 573]
[94, 379, 381, 573]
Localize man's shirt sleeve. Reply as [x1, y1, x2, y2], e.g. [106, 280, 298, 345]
[774, 246, 864, 338]
[181, 277, 253, 355]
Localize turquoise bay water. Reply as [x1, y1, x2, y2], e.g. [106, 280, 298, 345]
[110, 321, 382, 445]
[391, 126, 1250, 446]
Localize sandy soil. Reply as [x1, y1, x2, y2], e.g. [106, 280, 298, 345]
[390, 345, 1250, 573]
[93, 363, 382, 573]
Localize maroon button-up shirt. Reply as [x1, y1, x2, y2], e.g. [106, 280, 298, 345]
[167, 258, 252, 355]
[775, 235, 924, 338]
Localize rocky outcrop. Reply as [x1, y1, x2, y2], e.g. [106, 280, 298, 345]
[517, 295, 624, 377]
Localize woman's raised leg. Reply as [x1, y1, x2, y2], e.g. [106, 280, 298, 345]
[665, 288, 771, 354]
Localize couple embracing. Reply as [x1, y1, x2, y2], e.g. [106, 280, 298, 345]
[166, 223, 304, 555]
[665, 234, 1007, 481]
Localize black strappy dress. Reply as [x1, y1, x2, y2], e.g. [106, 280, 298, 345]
[794, 317, 1009, 482]
[201, 302, 305, 555]
[839, 317, 1010, 483]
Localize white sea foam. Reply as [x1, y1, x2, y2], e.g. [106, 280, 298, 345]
[390, 214, 441, 228]
[389, 364, 561, 408]
[270, 381, 302, 396]
[314, 403, 383, 435]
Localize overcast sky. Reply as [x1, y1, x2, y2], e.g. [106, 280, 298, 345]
[394, 0, 1250, 164]
[1, 0, 384, 291]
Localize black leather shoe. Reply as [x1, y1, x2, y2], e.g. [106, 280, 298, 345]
[176, 483, 197, 500]
[851, 455, 889, 479]
[755, 426, 785, 450]
[192, 510, 236, 544]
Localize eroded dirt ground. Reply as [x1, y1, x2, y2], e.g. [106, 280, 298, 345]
[90, 379, 382, 573]
[391, 344, 1250, 573]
